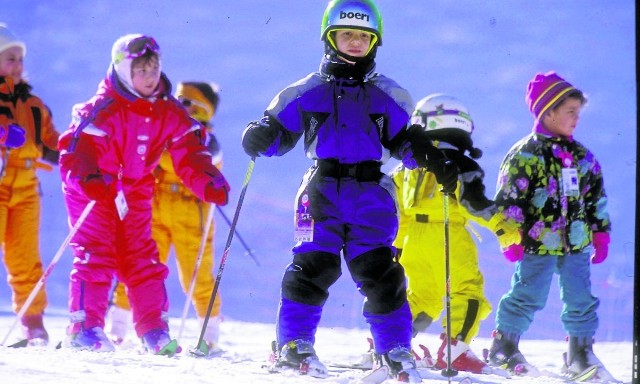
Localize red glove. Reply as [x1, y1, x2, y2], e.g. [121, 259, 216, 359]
[80, 174, 117, 201]
[204, 168, 230, 205]
[502, 244, 524, 262]
[591, 232, 610, 264]
[204, 182, 229, 206]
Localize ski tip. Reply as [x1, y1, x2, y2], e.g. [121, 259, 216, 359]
[8, 339, 29, 348]
[566, 364, 599, 382]
[356, 366, 390, 384]
[156, 339, 181, 357]
[188, 340, 210, 358]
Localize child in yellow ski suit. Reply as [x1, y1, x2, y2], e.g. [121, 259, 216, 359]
[108, 82, 224, 352]
[0, 25, 59, 346]
[392, 94, 520, 374]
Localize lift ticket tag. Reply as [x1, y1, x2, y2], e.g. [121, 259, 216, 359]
[294, 192, 313, 242]
[115, 183, 129, 221]
[561, 168, 579, 197]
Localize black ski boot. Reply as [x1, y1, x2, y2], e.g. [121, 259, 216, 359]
[270, 339, 328, 378]
[487, 330, 535, 375]
[563, 336, 599, 381]
[374, 346, 422, 383]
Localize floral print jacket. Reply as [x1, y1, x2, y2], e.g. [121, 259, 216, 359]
[495, 132, 610, 255]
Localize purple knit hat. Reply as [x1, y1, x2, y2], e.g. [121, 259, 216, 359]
[525, 71, 576, 120]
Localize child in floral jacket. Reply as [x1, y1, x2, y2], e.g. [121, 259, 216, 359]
[487, 71, 612, 380]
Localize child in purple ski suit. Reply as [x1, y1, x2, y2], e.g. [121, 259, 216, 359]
[241, 0, 457, 381]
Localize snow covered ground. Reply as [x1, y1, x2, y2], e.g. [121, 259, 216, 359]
[1, 0, 635, 342]
[0, 1, 636, 383]
[0, 315, 632, 384]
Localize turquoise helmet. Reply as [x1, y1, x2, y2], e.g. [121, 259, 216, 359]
[320, 0, 383, 58]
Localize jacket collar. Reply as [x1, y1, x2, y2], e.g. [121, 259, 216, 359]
[319, 54, 376, 82]
[531, 121, 573, 142]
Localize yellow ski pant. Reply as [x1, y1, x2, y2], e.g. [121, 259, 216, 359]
[399, 220, 491, 344]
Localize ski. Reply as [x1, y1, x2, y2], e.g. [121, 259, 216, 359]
[188, 341, 224, 358]
[7, 339, 28, 348]
[416, 368, 475, 383]
[263, 360, 329, 379]
[591, 365, 623, 383]
[263, 350, 329, 379]
[563, 364, 598, 382]
[7, 338, 49, 348]
[188, 339, 209, 357]
[155, 339, 181, 357]
[353, 366, 389, 384]
[328, 361, 370, 370]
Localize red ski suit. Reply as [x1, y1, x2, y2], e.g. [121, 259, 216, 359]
[59, 70, 222, 337]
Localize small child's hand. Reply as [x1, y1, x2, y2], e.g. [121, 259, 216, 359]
[494, 220, 522, 249]
[241, 118, 276, 157]
[204, 167, 230, 205]
[490, 213, 521, 249]
[204, 182, 229, 206]
[502, 244, 524, 262]
[432, 158, 458, 194]
[590, 232, 610, 264]
[80, 173, 117, 201]
[0, 123, 27, 148]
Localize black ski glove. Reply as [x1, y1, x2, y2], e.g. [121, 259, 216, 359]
[430, 157, 458, 194]
[241, 117, 277, 157]
[402, 124, 459, 191]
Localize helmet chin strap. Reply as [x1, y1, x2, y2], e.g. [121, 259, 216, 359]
[325, 44, 377, 64]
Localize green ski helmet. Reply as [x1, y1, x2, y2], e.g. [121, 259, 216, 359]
[320, 0, 383, 58]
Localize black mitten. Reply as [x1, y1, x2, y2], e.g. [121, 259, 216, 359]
[241, 117, 277, 157]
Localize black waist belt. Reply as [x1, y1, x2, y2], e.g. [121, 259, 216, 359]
[315, 159, 382, 182]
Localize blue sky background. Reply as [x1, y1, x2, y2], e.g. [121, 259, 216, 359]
[1, 1, 635, 342]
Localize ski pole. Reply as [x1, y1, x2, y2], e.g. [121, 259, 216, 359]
[441, 192, 458, 380]
[1, 199, 96, 346]
[190, 157, 255, 357]
[176, 203, 216, 345]
[216, 205, 259, 266]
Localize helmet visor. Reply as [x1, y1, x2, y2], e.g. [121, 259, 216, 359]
[326, 28, 379, 56]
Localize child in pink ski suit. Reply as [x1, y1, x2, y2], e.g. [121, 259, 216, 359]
[58, 34, 230, 353]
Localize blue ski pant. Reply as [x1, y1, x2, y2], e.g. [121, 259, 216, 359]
[495, 252, 599, 338]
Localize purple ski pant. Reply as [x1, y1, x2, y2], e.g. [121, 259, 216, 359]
[276, 168, 413, 354]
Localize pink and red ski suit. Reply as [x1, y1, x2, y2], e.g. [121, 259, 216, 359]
[58, 69, 222, 337]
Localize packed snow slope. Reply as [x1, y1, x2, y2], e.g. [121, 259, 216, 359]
[0, 0, 635, 344]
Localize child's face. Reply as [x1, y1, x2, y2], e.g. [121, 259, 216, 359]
[0, 46, 24, 82]
[543, 97, 582, 137]
[131, 56, 161, 97]
[335, 29, 372, 63]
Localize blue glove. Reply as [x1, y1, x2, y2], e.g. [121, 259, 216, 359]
[1, 124, 27, 148]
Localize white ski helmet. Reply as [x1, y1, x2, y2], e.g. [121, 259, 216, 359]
[412, 94, 482, 158]
[320, 0, 383, 58]
[412, 93, 474, 134]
